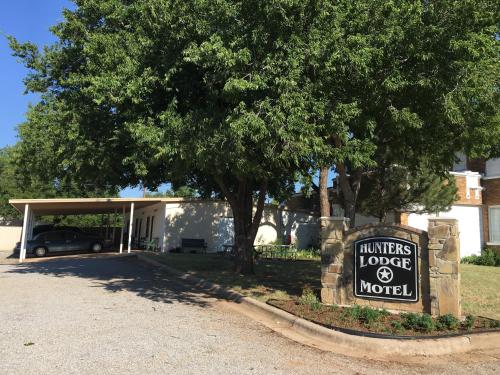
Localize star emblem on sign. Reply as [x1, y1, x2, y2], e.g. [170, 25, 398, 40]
[376, 266, 393, 284]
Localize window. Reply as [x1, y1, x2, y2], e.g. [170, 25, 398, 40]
[489, 207, 500, 243]
[150, 216, 155, 240]
[65, 232, 79, 240]
[45, 232, 64, 241]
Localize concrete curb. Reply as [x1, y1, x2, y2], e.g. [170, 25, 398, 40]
[136, 253, 500, 358]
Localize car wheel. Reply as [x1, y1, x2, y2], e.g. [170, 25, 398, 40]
[34, 247, 47, 257]
[91, 242, 103, 253]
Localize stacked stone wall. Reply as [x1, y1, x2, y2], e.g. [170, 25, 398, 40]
[320, 217, 461, 317]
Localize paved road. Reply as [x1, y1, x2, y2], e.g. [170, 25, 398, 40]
[0, 254, 498, 375]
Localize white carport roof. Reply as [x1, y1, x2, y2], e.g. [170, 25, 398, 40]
[9, 197, 167, 215]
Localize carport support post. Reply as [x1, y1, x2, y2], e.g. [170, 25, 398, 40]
[112, 208, 117, 246]
[127, 202, 134, 253]
[19, 204, 30, 262]
[119, 206, 125, 253]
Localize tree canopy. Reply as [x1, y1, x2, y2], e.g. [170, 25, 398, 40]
[9, 0, 499, 272]
[0, 146, 117, 221]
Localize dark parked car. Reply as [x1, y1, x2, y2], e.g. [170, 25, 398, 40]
[33, 225, 83, 236]
[15, 230, 105, 257]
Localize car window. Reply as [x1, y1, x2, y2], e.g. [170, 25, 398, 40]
[64, 231, 79, 240]
[35, 233, 46, 241]
[45, 232, 65, 241]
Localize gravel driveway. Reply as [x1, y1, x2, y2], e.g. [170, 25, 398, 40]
[0, 254, 498, 375]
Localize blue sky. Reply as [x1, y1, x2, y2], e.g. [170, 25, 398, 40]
[0, 0, 147, 197]
[0, 0, 72, 149]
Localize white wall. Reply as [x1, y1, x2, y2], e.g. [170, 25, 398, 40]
[163, 201, 231, 252]
[486, 158, 500, 177]
[407, 205, 483, 257]
[161, 202, 319, 252]
[256, 208, 320, 249]
[0, 226, 22, 250]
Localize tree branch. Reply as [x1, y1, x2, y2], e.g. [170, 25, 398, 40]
[214, 175, 236, 208]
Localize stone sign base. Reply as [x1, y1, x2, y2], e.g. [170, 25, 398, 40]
[321, 217, 461, 317]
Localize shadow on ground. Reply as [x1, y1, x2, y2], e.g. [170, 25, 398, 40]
[5, 256, 214, 308]
[147, 253, 322, 300]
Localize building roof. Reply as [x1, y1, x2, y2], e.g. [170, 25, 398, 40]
[8, 197, 191, 215]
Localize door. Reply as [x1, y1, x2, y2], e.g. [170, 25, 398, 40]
[64, 231, 88, 251]
[43, 231, 67, 252]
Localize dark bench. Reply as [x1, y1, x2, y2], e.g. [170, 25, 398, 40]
[181, 238, 207, 254]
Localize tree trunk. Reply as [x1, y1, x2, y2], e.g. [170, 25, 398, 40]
[319, 166, 330, 217]
[336, 161, 362, 228]
[214, 176, 267, 275]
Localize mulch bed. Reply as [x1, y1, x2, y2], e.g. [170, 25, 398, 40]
[268, 299, 500, 338]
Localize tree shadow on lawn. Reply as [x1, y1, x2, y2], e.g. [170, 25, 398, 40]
[153, 253, 322, 300]
[6, 256, 215, 308]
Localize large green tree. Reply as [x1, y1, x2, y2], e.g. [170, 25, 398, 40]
[9, 0, 499, 273]
[310, 0, 500, 224]
[10, 0, 332, 273]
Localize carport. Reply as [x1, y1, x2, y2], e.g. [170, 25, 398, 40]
[9, 198, 164, 262]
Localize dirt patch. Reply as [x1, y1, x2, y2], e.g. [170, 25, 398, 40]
[268, 299, 500, 337]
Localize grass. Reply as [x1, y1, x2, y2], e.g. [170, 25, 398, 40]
[461, 264, 500, 320]
[144, 253, 500, 319]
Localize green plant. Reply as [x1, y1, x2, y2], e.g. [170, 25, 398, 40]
[401, 313, 435, 333]
[461, 255, 479, 264]
[391, 321, 405, 334]
[436, 314, 460, 331]
[343, 305, 389, 325]
[298, 288, 321, 310]
[461, 249, 500, 267]
[464, 315, 476, 331]
[486, 319, 500, 329]
[344, 305, 362, 321]
[295, 248, 321, 260]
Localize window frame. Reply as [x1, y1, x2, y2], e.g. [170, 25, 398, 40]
[488, 206, 500, 244]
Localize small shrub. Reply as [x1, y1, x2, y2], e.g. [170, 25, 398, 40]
[391, 321, 405, 334]
[418, 314, 435, 333]
[344, 305, 388, 325]
[461, 249, 500, 267]
[436, 314, 460, 331]
[464, 315, 476, 331]
[400, 312, 420, 330]
[461, 255, 479, 264]
[401, 313, 435, 333]
[360, 307, 389, 325]
[298, 288, 321, 310]
[346, 305, 362, 321]
[486, 319, 500, 329]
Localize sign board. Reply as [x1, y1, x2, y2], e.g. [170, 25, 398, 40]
[354, 236, 418, 302]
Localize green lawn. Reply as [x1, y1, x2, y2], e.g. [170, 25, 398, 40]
[144, 253, 500, 319]
[461, 264, 500, 320]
